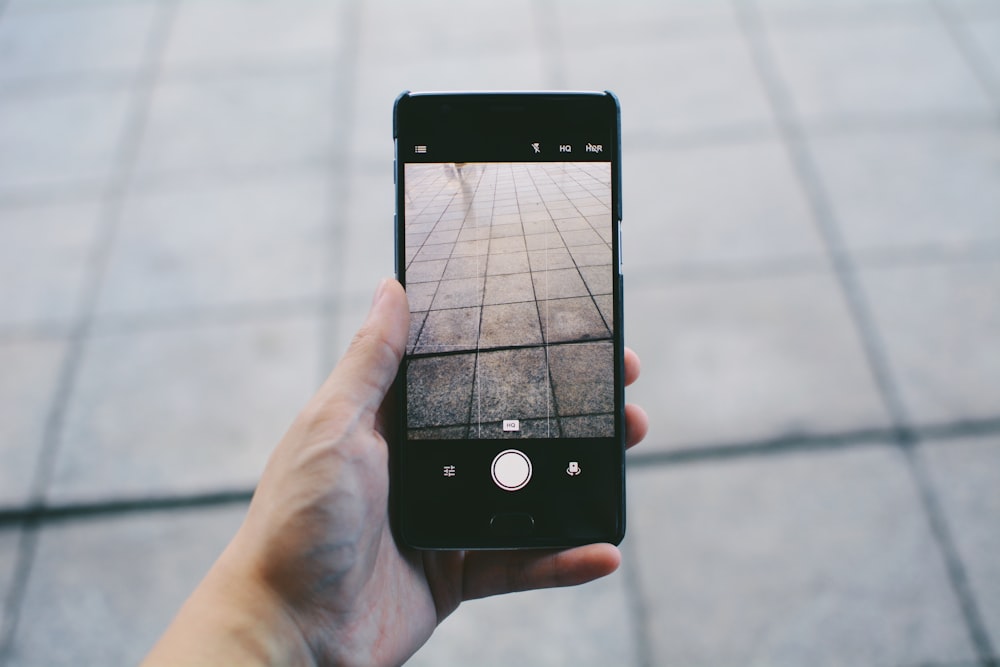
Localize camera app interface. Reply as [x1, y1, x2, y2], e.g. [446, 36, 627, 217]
[403, 160, 615, 440]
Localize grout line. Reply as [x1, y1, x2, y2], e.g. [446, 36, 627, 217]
[735, 0, 912, 430]
[932, 0, 1000, 113]
[0, 528, 37, 667]
[0, 2, 180, 663]
[26, 0, 179, 508]
[628, 425, 896, 468]
[904, 445, 1000, 665]
[735, 1, 998, 662]
[2, 416, 999, 528]
[0, 490, 253, 528]
[629, 415, 1000, 468]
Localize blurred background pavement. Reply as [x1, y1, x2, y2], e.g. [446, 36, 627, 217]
[0, 0, 998, 665]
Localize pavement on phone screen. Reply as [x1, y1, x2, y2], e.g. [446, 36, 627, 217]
[0, 1, 998, 666]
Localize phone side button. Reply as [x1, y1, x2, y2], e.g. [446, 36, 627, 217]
[489, 513, 535, 537]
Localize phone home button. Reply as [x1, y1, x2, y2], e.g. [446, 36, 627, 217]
[491, 449, 532, 491]
[490, 513, 535, 537]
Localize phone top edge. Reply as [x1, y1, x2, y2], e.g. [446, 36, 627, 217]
[400, 89, 613, 97]
[392, 90, 411, 138]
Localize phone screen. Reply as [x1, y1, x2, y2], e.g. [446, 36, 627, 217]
[403, 160, 615, 440]
[393, 92, 623, 548]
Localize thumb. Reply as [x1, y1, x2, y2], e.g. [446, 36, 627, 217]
[317, 279, 409, 420]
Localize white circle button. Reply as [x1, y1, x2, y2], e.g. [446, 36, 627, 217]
[491, 449, 532, 491]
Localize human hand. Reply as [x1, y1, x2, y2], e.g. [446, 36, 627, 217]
[143, 278, 649, 667]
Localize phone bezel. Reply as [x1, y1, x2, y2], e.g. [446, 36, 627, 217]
[392, 91, 625, 549]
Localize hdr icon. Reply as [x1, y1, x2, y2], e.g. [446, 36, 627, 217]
[586, 143, 603, 154]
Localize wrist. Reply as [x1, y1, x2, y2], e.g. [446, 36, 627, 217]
[143, 539, 314, 667]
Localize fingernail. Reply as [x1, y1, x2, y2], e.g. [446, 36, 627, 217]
[371, 277, 390, 309]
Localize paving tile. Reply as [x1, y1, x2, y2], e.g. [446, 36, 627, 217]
[472, 348, 553, 424]
[405, 282, 436, 312]
[406, 259, 447, 284]
[552, 0, 737, 45]
[47, 316, 319, 503]
[755, 0, 937, 22]
[479, 302, 542, 349]
[133, 72, 335, 178]
[561, 414, 615, 438]
[0, 88, 132, 195]
[563, 29, 775, 141]
[566, 244, 610, 268]
[0, 339, 67, 508]
[443, 256, 487, 280]
[96, 174, 328, 317]
[859, 261, 1000, 426]
[6, 505, 245, 667]
[485, 251, 529, 276]
[408, 569, 636, 667]
[451, 239, 490, 257]
[525, 231, 566, 252]
[409, 425, 468, 440]
[432, 276, 485, 310]
[626, 273, 890, 451]
[809, 126, 1000, 253]
[533, 267, 589, 300]
[919, 434, 1000, 646]
[949, 0, 1000, 20]
[414, 242, 454, 262]
[625, 141, 826, 276]
[414, 307, 480, 353]
[162, 0, 344, 71]
[539, 296, 609, 344]
[425, 228, 460, 245]
[406, 353, 475, 430]
[766, 17, 994, 121]
[578, 265, 613, 297]
[0, 199, 102, 326]
[488, 235, 527, 255]
[528, 247, 575, 272]
[358, 0, 536, 65]
[548, 341, 614, 419]
[628, 445, 977, 666]
[0, 2, 157, 84]
[483, 272, 534, 305]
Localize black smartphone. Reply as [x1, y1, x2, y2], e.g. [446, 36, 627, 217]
[392, 91, 624, 549]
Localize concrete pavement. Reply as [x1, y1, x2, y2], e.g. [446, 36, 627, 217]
[0, 0, 998, 665]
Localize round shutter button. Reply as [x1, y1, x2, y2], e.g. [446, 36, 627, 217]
[491, 449, 532, 491]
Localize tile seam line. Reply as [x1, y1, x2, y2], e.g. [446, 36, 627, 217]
[628, 415, 1000, 468]
[0, 490, 254, 528]
[4, 415, 1000, 528]
[931, 0, 1000, 114]
[735, 0, 997, 662]
[0, 2, 181, 664]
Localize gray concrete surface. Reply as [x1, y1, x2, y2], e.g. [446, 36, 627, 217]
[0, 0, 998, 665]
